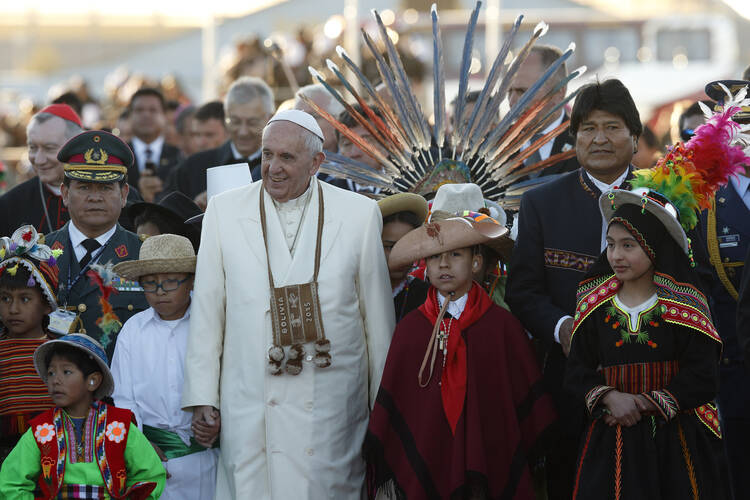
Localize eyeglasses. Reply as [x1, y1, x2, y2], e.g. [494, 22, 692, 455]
[225, 116, 266, 129]
[140, 277, 190, 293]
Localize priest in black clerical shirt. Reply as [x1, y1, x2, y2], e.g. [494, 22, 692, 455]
[162, 76, 274, 209]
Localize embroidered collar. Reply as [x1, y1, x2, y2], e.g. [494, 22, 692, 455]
[572, 273, 720, 344]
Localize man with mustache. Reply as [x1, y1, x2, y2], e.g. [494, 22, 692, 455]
[506, 79, 641, 500]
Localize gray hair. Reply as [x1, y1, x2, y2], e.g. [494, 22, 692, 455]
[294, 84, 344, 117]
[27, 112, 82, 140]
[224, 76, 275, 115]
[302, 131, 324, 156]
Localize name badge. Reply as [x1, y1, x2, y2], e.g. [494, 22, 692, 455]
[111, 275, 144, 292]
[48, 309, 78, 335]
[718, 234, 740, 248]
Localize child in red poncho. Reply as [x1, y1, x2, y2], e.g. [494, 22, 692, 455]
[366, 210, 556, 499]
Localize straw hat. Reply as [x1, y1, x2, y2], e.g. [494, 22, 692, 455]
[389, 211, 508, 271]
[34, 334, 114, 400]
[378, 192, 429, 222]
[112, 234, 196, 281]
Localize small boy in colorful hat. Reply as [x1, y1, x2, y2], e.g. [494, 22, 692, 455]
[0, 225, 61, 462]
[0, 333, 165, 498]
[366, 211, 555, 498]
[110, 234, 219, 500]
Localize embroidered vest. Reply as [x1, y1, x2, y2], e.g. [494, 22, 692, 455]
[29, 403, 157, 500]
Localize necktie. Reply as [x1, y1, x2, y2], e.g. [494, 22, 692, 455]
[79, 238, 101, 269]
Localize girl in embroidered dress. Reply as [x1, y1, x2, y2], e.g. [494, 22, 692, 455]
[565, 89, 750, 500]
[366, 211, 555, 499]
[0, 225, 62, 463]
[0, 333, 165, 499]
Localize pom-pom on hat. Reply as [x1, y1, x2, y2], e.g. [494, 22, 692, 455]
[0, 225, 61, 309]
[39, 104, 83, 128]
[58, 130, 133, 183]
[601, 86, 750, 256]
[388, 211, 508, 271]
[34, 333, 114, 400]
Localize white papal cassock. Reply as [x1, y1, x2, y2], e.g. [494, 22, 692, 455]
[182, 177, 396, 499]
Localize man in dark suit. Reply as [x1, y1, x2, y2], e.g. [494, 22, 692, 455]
[507, 44, 579, 178]
[693, 78, 750, 500]
[506, 79, 641, 500]
[127, 88, 182, 202]
[738, 246, 750, 365]
[45, 130, 148, 356]
[164, 77, 274, 209]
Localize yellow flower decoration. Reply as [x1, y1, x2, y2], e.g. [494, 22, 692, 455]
[51, 249, 63, 259]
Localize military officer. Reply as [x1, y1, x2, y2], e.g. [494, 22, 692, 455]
[45, 130, 148, 356]
[694, 78, 750, 500]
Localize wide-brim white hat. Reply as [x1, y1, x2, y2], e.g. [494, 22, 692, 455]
[599, 187, 689, 254]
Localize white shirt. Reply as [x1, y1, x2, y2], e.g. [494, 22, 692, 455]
[230, 142, 262, 164]
[437, 291, 468, 320]
[131, 135, 165, 173]
[552, 168, 630, 344]
[67, 222, 117, 263]
[613, 293, 658, 331]
[522, 110, 565, 162]
[585, 169, 630, 252]
[271, 177, 315, 254]
[111, 305, 194, 443]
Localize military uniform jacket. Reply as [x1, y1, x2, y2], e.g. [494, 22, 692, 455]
[45, 223, 148, 354]
[506, 167, 633, 433]
[163, 140, 261, 200]
[695, 184, 749, 363]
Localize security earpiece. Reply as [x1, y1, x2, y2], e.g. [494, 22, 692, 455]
[90, 380, 94, 385]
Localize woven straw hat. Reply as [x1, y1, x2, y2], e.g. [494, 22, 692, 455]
[378, 193, 429, 222]
[34, 334, 114, 400]
[112, 234, 196, 281]
[389, 211, 508, 271]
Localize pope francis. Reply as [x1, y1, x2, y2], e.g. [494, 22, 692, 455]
[182, 109, 396, 499]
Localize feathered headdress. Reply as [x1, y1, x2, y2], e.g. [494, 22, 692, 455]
[0, 225, 62, 309]
[602, 85, 750, 257]
[304, 1, 585, 211]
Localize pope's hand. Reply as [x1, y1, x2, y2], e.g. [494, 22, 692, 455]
[191, 405, 221, 447]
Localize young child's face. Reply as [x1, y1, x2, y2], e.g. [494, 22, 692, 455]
[140, 272, 194, 321]
[382, 220, 416, 285]
[425, 247, 478, 298]
[46, 354, 98, 416]
[606, 223, 654, 283]
[0, 286, 52, 338]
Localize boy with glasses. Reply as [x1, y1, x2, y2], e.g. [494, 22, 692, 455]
[110, 234, 219, 499]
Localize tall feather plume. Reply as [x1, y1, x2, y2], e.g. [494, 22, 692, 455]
[457, 14, 523, 155]
[630, 89, 750, 230]
[323, 60, 413, 168]
[476, 42, 575, 160]
[431, 4, 447, 155]
[459, 19, 546, 160]
[450, 1, 482, 156]
[373, 9, 432, 154]
[307, 2, 580, 211]
[361, 29, 427, 174]
[335, 46, 414, 162]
